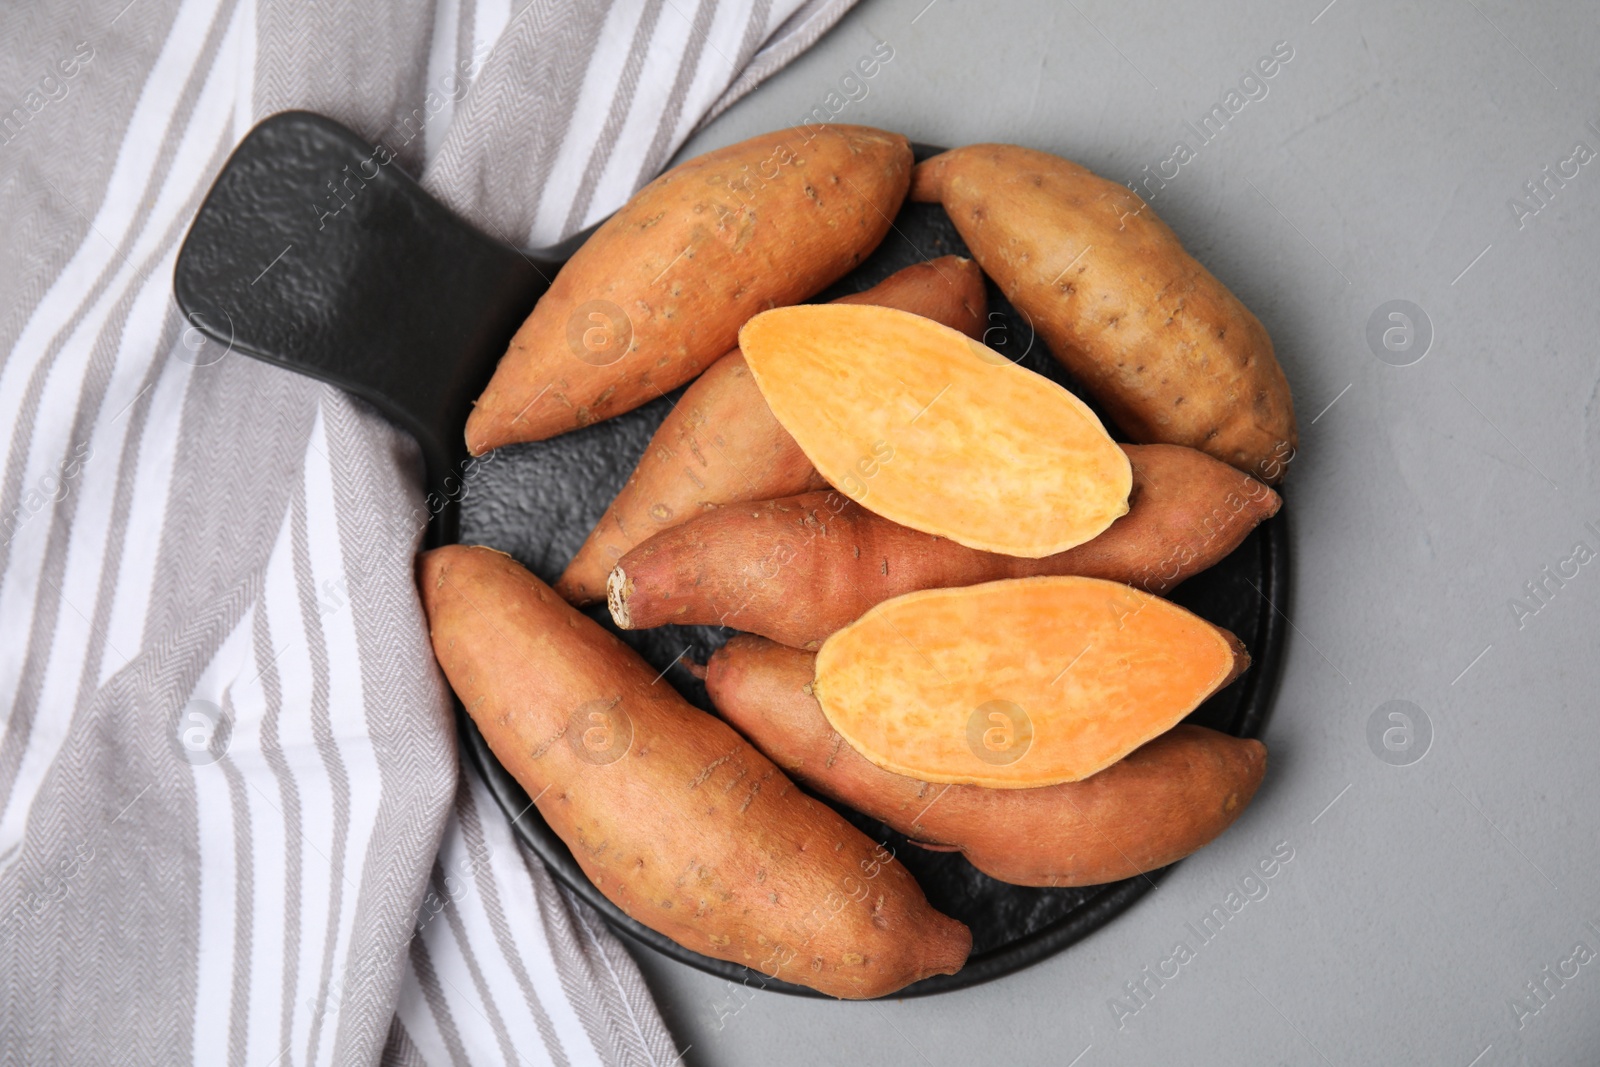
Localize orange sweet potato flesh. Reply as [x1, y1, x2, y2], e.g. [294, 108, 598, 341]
[813, 576, 1249, 788]
[420, 546, 969, 997]
[707, 637, 1267, 887]
[740, 304, 1131, 557]
[465, 126, 912, 453]
[609, 443, 1278, 647]
[911, 144, 1297, 483]
[555, 257, 987, 604]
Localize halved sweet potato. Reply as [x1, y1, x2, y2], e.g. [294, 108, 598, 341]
[555, 257, 987, 604]
[708, 637, 1267, 887]
[466, 125, 912, 452]
[608, 443, 1280, 646]
[813, 576, 1248, 788]
[739, 304, 1131, 557]
[421, 546, 969, 998]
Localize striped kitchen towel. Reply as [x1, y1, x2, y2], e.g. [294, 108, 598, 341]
[0, 0, 857, 1063]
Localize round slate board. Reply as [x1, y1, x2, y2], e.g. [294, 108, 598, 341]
[457, 152, 1289, 997]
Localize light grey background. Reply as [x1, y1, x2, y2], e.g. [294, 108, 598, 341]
[629, 1, 1600, 1064]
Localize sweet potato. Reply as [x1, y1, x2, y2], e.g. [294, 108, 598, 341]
[465, 126, 913, 453]
[556, 257, 987, 604]
[420, 546, 969, 997]
[740, 304, 1131, 557]
[813, 576, 1248, 788]
[608, 443, 1278, 647]
[707, 637, 1267, 887]
[910, 144, 1297, 482]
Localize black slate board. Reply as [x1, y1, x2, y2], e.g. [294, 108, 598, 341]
[457, 153, 1289, 996]
[173, 117, 1287, 998]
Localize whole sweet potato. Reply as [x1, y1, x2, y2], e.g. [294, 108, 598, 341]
[466, 125, 913, 453]
[707, 637, 1267, 887]
[608, 443, 1279, 647]
[556, 257, 987, 604]
[420, 546, 969, 997]
[741, 304, 1131, 557]
[814, 576, 1249, 788]
[911, 144, 1296, 482]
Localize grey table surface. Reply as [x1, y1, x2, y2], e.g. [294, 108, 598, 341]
[622, 0, 1600, 1064]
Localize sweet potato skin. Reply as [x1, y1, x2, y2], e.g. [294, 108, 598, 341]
[420, 546, 969, 998]
[609, 444, 1279, 648]
[828, 255, 986, 337]
[911, 144, 1296, 483]
[465, 126, 913, 453]
[707, 637, 1267, 887]
[556, 257, 987, 604]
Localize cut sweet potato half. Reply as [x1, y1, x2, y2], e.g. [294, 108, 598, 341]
[812, 575, 1248, 788]
[738, 304, 1131, 558]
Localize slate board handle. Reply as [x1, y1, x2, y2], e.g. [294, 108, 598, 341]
[173, 110, 562, 546]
